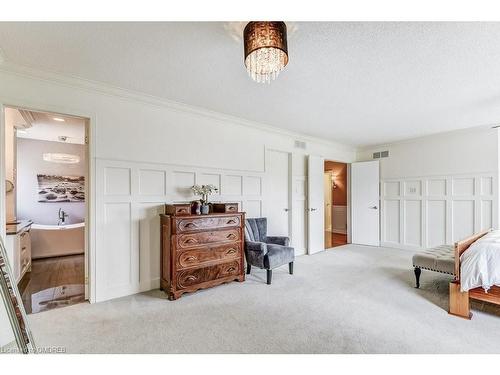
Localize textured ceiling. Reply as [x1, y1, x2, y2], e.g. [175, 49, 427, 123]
[1, 22, 500, 147]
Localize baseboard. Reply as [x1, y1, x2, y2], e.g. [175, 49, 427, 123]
[381, 242, 424, 252]
[140, 278, 160, 292]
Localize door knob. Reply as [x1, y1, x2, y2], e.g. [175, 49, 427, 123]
[310, 208, 317, 212]
[370, 206, 378, 210]
[284, 208, 289, 212]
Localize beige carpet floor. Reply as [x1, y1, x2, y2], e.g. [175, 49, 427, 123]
[28, 245, 500, 353]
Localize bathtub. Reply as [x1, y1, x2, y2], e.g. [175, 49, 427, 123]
[30, 222, 85, 259]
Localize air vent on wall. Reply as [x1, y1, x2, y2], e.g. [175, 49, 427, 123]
[294, 140, 306, 149]
[373, 150, 389, 159]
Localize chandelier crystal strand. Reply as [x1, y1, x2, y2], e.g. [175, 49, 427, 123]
[243, 22, 288, 83]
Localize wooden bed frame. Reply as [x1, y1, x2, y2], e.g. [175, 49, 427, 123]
[449, 229, 500, 319]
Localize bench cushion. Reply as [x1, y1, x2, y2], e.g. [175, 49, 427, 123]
[412, 244, 455, 275]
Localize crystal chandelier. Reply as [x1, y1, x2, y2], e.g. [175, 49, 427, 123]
[244, 22, 289, 83]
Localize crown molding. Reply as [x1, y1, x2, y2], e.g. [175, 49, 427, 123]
[0, 60, 356, 153]
[357, 123, 498, 152]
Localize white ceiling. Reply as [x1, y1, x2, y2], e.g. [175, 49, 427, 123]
[12, 108, 86, 144]
[1, 22, 500, 147]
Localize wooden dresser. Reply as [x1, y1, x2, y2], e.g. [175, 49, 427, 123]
[160, 207, 245, 300]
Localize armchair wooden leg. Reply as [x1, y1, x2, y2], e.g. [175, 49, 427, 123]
[289, 262, 294, 275]
[266, 269, 272, 285]
[246, 263, 251, 275]
[414, 267, 421, 288]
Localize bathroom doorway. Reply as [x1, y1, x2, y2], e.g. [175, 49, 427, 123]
[3, 106, 89, 314]
[324, 160, 349, 249]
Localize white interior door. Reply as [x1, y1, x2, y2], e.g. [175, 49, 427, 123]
[351, 160, 380, 246]
[324, 172, 332, 231]
[307, 155, 324, 254]
[266, 150, 290, 237]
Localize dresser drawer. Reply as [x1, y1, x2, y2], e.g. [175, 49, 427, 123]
[176, 243, 241, 269]
[176, 228, 240, 249]
[165, 204, 192, 216]
[176, 261, 241, 289]
[175, 215, 241, 233]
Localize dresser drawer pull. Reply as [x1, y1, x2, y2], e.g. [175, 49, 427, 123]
[226, 248, 236, 254]
[184, 222, 196, 228]
[226, 234, 237, 240]
[226, 219, 237, 224]
[228, 206, 236, 211]
[177, 208, 188, 213]
[226, 267, 236, 273]
[184, 238, 197, 244]
[185, 256, 197, 261]
[185, 275, 197, 282]
[21, 246, 27, 251]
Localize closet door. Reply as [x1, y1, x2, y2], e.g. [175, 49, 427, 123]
[307, 155, 325, 254]
[265, 150, 290, 237]
[351, 160, 380, 246]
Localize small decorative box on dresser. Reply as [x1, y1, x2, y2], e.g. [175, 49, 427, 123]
[212, 203, 239, 214]
[160, 205, 245, 300]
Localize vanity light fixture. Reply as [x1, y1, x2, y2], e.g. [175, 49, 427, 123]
[331, 174, 338, 189]
[52, 117, 65, 122]
[43, 153, 80, 164]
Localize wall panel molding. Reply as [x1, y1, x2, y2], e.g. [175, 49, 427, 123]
[381, 172, 498, 251]
[95, 158, 265, 302]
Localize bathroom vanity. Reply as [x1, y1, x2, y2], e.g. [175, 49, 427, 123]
[5, 220, 32, 284]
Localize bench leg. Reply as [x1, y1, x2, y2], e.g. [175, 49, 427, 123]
[449, 282, 471, 319]
[414, 267, 421, 288]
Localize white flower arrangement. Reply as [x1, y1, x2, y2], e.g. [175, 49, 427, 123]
[191, 184, 218, 204]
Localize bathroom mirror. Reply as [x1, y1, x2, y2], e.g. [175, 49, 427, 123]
[0, 237, 36, 353]
[5, 180, 14, 193]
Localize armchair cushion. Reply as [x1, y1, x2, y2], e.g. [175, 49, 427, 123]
[264, 244, 295, 269]
[266, 236, 290, 247]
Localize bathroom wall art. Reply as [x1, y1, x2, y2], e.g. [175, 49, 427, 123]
[37, 174, 85, 202]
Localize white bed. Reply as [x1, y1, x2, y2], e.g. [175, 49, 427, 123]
[460, 230, 500, 292]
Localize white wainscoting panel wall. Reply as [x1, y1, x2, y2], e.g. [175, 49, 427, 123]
[381, 173, 498, 251]
[95, 159, 265, 302]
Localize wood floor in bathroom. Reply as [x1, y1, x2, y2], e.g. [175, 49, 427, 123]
[18, 254, 86, 314]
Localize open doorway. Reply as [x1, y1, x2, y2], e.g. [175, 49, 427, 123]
[324, 160, 349, 248]
[3, 106, 89, 314]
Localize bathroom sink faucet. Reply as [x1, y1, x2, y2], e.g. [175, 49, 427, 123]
[58, 208, 69, 225]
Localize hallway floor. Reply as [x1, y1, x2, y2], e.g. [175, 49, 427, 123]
[18, 254, 85, 314]
[325, 231, 348, 248]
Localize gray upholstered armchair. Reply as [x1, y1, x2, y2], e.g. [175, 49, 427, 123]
[244, 217, 295, 284]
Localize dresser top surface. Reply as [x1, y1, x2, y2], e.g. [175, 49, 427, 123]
[160, 212, 244, 219]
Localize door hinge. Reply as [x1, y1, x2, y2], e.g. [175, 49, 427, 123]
[84, 276, 89, 285]
[85, 136, 89, 144]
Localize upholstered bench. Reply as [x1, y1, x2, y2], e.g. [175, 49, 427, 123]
[412, 245, 455, 288]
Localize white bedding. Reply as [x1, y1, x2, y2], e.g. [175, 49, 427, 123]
[460, 230, 500, 292]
